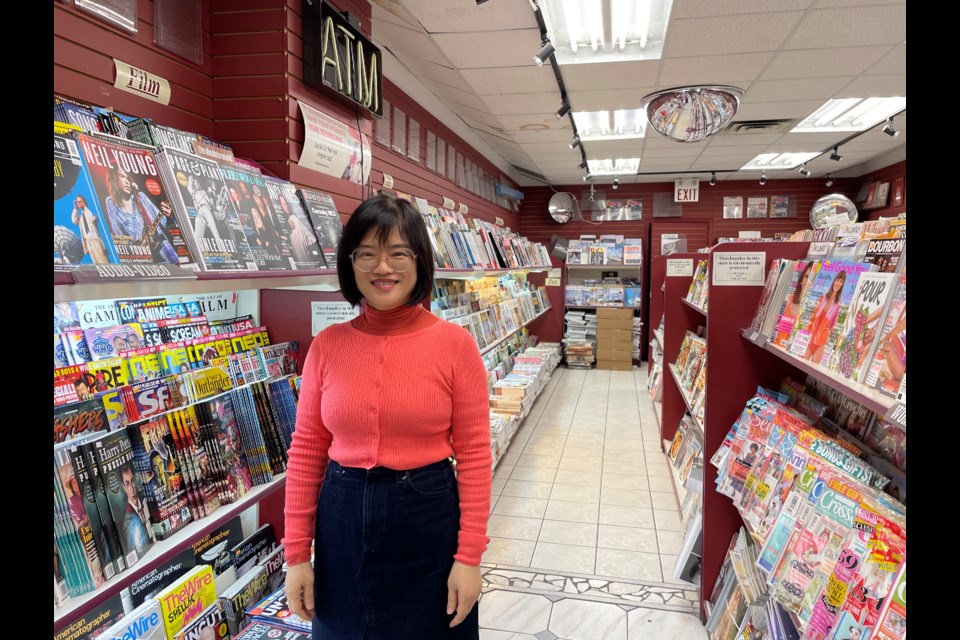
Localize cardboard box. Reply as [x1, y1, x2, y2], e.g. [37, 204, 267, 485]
[596, 346, 632, 362]
[597, 359, 634, 371]
[596, 328, 633, 344]
[597, 315, 634, 331]
[596, 308, 634, 320]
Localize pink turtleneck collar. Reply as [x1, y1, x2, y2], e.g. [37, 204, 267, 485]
[350, 301, 439, 336]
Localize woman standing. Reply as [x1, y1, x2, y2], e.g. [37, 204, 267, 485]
[283, 195, 491, 639]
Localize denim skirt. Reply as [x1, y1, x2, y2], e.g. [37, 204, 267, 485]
[313, 459, 480, 640]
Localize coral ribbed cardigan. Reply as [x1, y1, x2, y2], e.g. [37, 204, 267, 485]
[282, 305, 493, 567]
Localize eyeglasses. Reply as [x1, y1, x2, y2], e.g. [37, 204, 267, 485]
[350, 249, 417, 272]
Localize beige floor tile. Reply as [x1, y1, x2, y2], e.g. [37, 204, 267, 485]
[603, 437, 646, 452]
[531, 541, 596, 574]
[595, 548, 663, 582]
[486, 515, 543, 541]
[653, 509, 683, 531]
[550, 483, 601, 503]
[516, 454, 561, 470]
[509, 465, 558, 483]
[493, 496, 549, 519]
[537, 519, 598, 547]
[646, 462, 673, 477]
[602, 460, 647, 476]
[479, 630, 540, 640]
[626, 608, 708, 640]
[559, 457, 603, 472]
[544, 499, 600, 524]
[600, 487, 653, 508]
[656, 529, 684, 555]
[553, 469, 602, 487]
[549, 599, 628, 640]
[478, 589, 551, 631]
[520, 441, 565, 457]
[597, 524, 659, 553]
[560, 446, 604, 461]
[648, 476, 677, 493]
[604, 449, 648, 464]
[601, 472, 650, 490]
[599, 504, 656, 529]
[651, 490, 681, 510]
[564, 435, 604, 449]
[525, 434, 567, 447]
[482, 537, 536, 567]
[501, 479, 554, 500]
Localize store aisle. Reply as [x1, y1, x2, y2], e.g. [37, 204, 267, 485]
[478, 366, 707, 640]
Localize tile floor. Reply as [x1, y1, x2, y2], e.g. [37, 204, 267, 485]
[478, 366, 708, 640]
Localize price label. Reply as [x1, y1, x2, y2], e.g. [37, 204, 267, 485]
[495, 217, 504, 226]
[458, 202, 469, 214]
[442, 197, 455, 209]
[666, 259, 693, 277]
[71, 264, 198, 282]
[383, 173, 394, 188]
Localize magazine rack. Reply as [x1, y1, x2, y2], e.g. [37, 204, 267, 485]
[657, 242, 811, 620]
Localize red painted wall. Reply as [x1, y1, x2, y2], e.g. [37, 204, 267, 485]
[852, 160, 906, 220]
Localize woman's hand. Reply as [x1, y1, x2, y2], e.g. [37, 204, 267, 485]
[285, 562, 315, 621]
[446, 561, 482, 628]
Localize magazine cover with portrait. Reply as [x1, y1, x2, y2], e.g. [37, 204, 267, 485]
[54, 132, 120, 270]
[75, 132, 196, 268]
[217, 163, 292, 271]
[263, 177, 325, 270]
[157, 147, 258, 272]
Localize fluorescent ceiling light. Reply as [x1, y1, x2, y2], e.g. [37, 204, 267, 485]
[740, 152, 820, 171]
[537, 0, 674, 65]
[587, 157, 640, 176]
[791, 97, 906, 133]
[572, 109, 647, 140]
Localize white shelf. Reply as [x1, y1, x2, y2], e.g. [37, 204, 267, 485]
[480, 307, 552, 356]
[54, 473, 286, 632]
[565, 264, 642, 270]
[435, 266, 551, 280]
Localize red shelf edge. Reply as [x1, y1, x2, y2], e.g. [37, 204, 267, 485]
[53, 474, 287, 633]
[668, 365, 705, 438]
[738, 329, 895, 416]
[681, 297, 708, 316]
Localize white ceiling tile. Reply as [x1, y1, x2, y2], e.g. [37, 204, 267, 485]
[707, 133, 784, 146]
[567, 89, 655, 112]
[581, 140, 647, 155]
[459, 116, 510, 138]
[764, 140, 834, 153]
[511, 128, 581, 143]
[733, 99, 826, 121]
[497, 114, 574, 132]
[452, 104, 505, 128]
[560, 60, 661, 91]
[527, 150, 581, 161]
[813, 0, 904, 8]
[671, 0, 816, 19]
[697, 144, 770, 157]
[833, 75, 906, 98]
[762, 47, 890, 79]
[460, 67, 559, 94]
[784, 6, 906, 49]
[480, 93, 563, 116]
[401, 0, 539, 33]
[371, 3, 419, 29]
[405, 59, 477, 93]
[431, 29, 542, 69]
[865, 44, 905, 76]
[777, 132, 851, 146]
[374, 21, 450, 66]
[521, 142, 580, 154]
[421, 78, 487, 107]
[662, 12, 805, 57]
[638, 159, 693, 170]
[659, 52, 771, 86]
[642, 146, 705, 158]
[744, 77, 850, 102]
[642, 136, 694, 149]
[474, 131, 525, 148]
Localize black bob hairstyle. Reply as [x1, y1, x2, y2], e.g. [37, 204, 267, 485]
[336, 195, 435, 307]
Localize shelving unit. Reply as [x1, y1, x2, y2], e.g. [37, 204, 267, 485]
[667, 365, 705, 438]
[480, 306, 551, 356]
[653, 328, 664, 349]
[53, 474, 287, 634]
[563, 262, 643, 368]
[657, 243, 813, 621]
[681, 297, 708, 316]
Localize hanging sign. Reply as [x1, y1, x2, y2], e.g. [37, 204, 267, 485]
[297, 100, 372, 186]
[712, 252, 765, 286]
[458, 203, 469, 214]
[666, 258, 694, 277]
[113, 59, 171, 105]
[312, 301, 360, 336]
[383, 173, 394, 188]
[442, 197, 455, 209]
[674, 178, 699, 203]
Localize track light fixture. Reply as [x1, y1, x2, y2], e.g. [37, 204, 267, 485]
[534, 40, 555, 67]
[798, 165, 811, 177]
[882, 117, 900, 137]
[556, 101, 571, 119]
[759, 172, 767, 186]
[825, 176, 835, 188]
[578, 160, 588, 170]
[569, 135, 582, 150]
[612, 178, 620, 190]
[582, 174, 593, 182]
[829, 146, 843, 162]
[709, 172, 717, 186]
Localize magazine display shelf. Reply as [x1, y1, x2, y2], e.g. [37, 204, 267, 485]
[668, 364, 704, 438]
[648, 256, 666, 373]
[681, 297, 708, 316]
[657, 244, 811, 621]
[436, 266, 552, 280]
[54, 269, 342, 303]
[52, 474, 287, 634]
[739, 329, 901, 418]
[480, 306, 552, 356]
[491, 364, 558, 472]
[563, 262, 644, 365]
[653, 329, 664, 349]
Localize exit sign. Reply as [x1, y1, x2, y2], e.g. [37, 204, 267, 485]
[674, 178, 700, 203]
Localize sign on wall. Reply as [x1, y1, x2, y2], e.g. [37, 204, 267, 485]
[113, 59, 171, 105]
[674, 178, 699, 203]
[298, 100, 372, 186]
[302, 0, 383, 118]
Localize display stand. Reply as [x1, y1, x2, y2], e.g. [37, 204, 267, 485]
[563, 263, 643, 366]
[657, 252, 699, 445]
[647, 256, 666, 375]
[694, 242, 809, 620]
